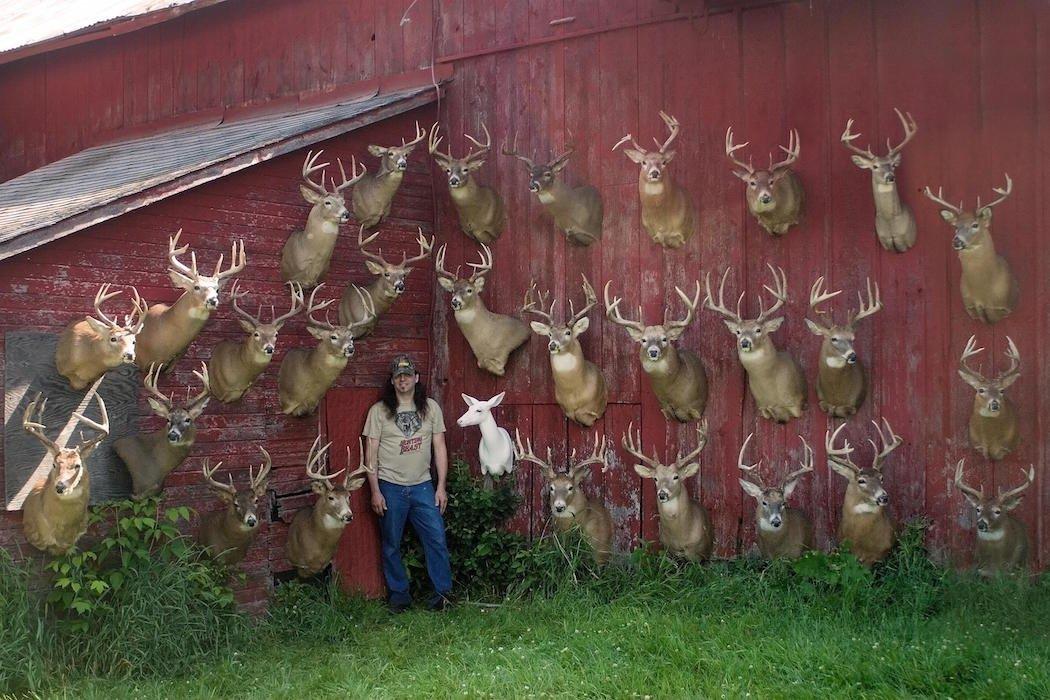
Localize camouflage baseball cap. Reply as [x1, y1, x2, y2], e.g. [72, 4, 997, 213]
[390, 354, 418, 377]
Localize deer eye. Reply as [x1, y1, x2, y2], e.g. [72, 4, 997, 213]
[976, 506, 983, 513]
[549, 486, 555, 493]
[329, 334, 337, 341]
[672, 474, 679, 481]
[384, 272, 390, 277]
[858, 478, 867, 486]
[567, 486, 573, 492]
[445, 168, 451, 174]
[193, 285, 200, 291]
[661, 336, 667, 343]
[734, 330, 740, 335]
[755, 329, 762, 335]
[109, 336, 118, 342]
[762, 500, 768, 507]
[971, 222, 979, 229]
[749, 180, 756, 187]
[253, 332, 260, 338]
[993, 508, 1002, 516]
[978, 388, 986, 395]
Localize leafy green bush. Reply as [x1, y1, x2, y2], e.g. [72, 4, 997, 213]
[0, 549, 47, 694]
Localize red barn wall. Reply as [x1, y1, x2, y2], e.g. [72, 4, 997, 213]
[1, 0, 1048, 579]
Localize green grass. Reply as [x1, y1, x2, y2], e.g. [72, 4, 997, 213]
[40, 553, 1050, 699]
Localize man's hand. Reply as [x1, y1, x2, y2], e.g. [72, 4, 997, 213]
[435, 485, 448, 514]
[372, 489, 387, 516]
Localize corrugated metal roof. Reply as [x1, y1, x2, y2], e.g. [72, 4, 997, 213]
[0, 0, 213, 57]
[0, 85, 437, 260]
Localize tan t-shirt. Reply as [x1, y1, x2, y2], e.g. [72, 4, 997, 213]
[362, 397, 445, 486]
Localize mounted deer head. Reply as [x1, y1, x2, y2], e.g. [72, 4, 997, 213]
[457, 392, 515, 485]
[208, 281, 304, 403]
[923, 174, 1018, 323]
[604, 280, 708, 422]
[281, 150, 367, 288]
[737, 432, 814, 560]
[523, 275, 608, 426]
[725, 127, 803, 236]
[21, 392, 109, 555]
[197, 447, 272, 566]
[841, 108, 918, 187]
[353, 122, 428, 228]
[136, 231, 246, 371]
[958, 335, 1021, 460]
[954, 459, 1033, 576]
[805, 276, 883, 417]
[434, 243, 530, 376]
[613, 111, 696, 247]
[56, 283, 148, 390]
[429, 122, 506, 244]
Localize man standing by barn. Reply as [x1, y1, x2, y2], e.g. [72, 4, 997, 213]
[363, 354, 453, 613]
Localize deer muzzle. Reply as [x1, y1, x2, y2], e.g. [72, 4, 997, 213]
[646, 168, 662, 182]
[343, 344, 356, 358]
[657, 489, 670, 503]
[987, 399, 1001, 413]
[646, 346, 661, 361]
[167, 429, 182, 443]
[451, 297, 462, 310]
[739, 338, 753, 352]
[396, 157, 409, 171]
[393, 280, 406, 294]
[876, 493, 889, 507]
[768, 515, 783, 528]
[342, 512, 354, 523]
[952, 235, 967, 251]
[548, 340, 560, 353]
[122, 350, 136, 363]
[846, 351, 858, 365]
[977, 518, 990, 532]
[205, 296, 219, 310]
[759, 193, 773, 205]
[264, 345, 275, 356]
[528, 179, 541, 193]
[245, 514, 258, 528]
[448, 174, 463, 188]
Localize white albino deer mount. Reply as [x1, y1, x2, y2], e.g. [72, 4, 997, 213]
[352, 121, 427, 229]
[55, 283, 148, 391]
[456, 391, 515, 488]
[281, 150, 367, 288]
[21, 392, 109, 555]
[726, 127, 804, 236]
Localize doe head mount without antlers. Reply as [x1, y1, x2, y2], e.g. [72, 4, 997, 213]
[614, 111, 696, 248]
[725, 127, 804, 237]
[429, 122, 506, 244]
[958, 335, 1021, 461]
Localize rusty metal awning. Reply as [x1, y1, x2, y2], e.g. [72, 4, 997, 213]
[0, 84, 438, 261]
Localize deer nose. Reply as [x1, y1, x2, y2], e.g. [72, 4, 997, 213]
[657, 491, 669, 502]
[988, 400, 1000, 412]
[206, 297, 219, 309]
[344, 345, 355, 357]
[55, 482, 67, 495]
[343, 513, 353, 523]
[770, 517, 782, 528]
[451, 298, 462, 309]
[647, 348, 660, 360]
[394, 281, 405, 293]
[397, 158, 408, 170]
[647, 169, 661, 181]
[846, 352, 858, 364]
[264, 346, 275, 355]
[978, 520, 989, 532]
[449, 175, 461, 187]
[885, 173, 896, 183]
[554, 504, 566, 513]
[245, 515, 257, 527]
[760, 194, 772, 205]
[529, 181, 541, 193]
[876, 494, 889, 506]
[548, 341, 559, 352]
[122, 352, 135, 362]
[339, 211, 350, 222]
[952, 236, 966, 250]
[740, 339, 752, 351]
[167, 430, 181, 442]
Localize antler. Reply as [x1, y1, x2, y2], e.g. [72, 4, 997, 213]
[770, 129, 800, 172]
[273, 282, 306, 328]
[566, 275, 597, 327]
[976, 173, 1013, 213]
[999, 336, 1021, 385]
[621, 421, 662, 471]
[603, 281, 645, 334]
[305, 435, 342, 487]
[704, 267, 744, 323]
[952, 458, 984, 501]
[656, 111, 680, 153]
[463, 123, 493, 162]
[825, 423, 859, 473]
[673, 419, 709, 468]
[784, 436, 814, 484]
[251, 446, 272, 497]
[869, 418, 902, 472]
[922, 184, 964, 215]
[958, 335, 987, 385]
[466, 243, 493, 284]
[501, 135, 536, 170]
[229, 280, 262, 327]
[202, 458, 236, 497]
[612, 131, 645, 154]
[571, 433, 609, 473]
[548, 145, 575, 171]
[434, 243, 458, 285]
[998, 465, 1035, 503]
[403, 227, 435, 266]
[522, 281, 556, 324]
[343, 436, 375, 487]
[840, 119, 876, 159]
[23, 393, 59, 455]
[71, 393, 110, 457]
[187, 362, 211, 412]
[358, 224, 391, 267]
[886, 108, 918, 157]
[403, 121, 427, 148]
[90, 284, 125, 327]
[301, 150, 331, 195]
[850, 278, 883, 325]
[330, 155, 366, 193]
[304, 284, 338, 329]
[666, 282, 701, 334]
[213, 239, 247, 281]
[143, 363, 174, 411]
[808, 276, 842, 327]
[344, 284, 377, 332]
[725, 127, 754, 174]
[167, 230, 198, 284]
[756, 263, 788, 323]
[427, 123, 454, 165]
[514, 428, 556, 480]
[736, 432, 765, 487]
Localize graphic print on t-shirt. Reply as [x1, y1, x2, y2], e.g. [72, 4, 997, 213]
[395, 410, 422, 437]
[399, 436, 422, 455]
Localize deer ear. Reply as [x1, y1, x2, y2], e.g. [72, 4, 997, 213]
[147, 398, 170, 418]
[623, 149, 646, 164]
[367, 145, 387, 157]
[188, 396, 210, 419]
[850, 155, 872, 170]
[783, 478, 800, 500]
[939, 209, 957, 224]
[468, 159, 487, 171]
[890, 153, 902, 168]
[167, 269, 194, 291]
[215, 489, 235, 504]
[665, 325, 687, 342]
[551, 160, 570, 174]
[365, 260, 385, 276]
[633, 464, 655, 479]
[473, 276, 486, 293]
[731, 169, 751, 182]
[461, 393, 478, 407]
[762, 317, 784, 334]
[310, 481, 327, 495]
[1001, 495, 1025, 512]
[678, 461, 700, 478]
[723, 318, 741, 333]
[957, 368, 983, 390]
[347, 477, 366, 492]
[307, 325, 329, 341]
[572, 465, 591, 484]
[84, 316, 111, 334]
[238, 319, 256, 334]
[488, 391, 506, 408]
[804, 318, 828, 337]
[977, 207, 993, 222]
[828, 460, 855, 480]
[300, 184, 325, 205]
[1001, 373, 1020, 389]
[739, 479, 763, 499]
[571, 316, 590, 337]
[530, 321, 551, 336]
[959, 491, 982, 509]
[623, 325, 646, 342]
[661, 149, 676, 163]
[437, 277, 456, 292]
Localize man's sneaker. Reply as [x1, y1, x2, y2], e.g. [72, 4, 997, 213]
[427, 594, 453, 612]
[388, 600, 410, 614]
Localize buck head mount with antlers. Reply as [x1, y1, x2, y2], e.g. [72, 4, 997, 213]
[197, 447, 272, 567]
[280, 150, 366, 288]
[114, 362, 211, 499]
[954, 459, 1034, 577]
[923, 174, 1018, 323]
[805, 276, 883, 418]
[726, 127, 804, 237]
[136, 231, 246, 372]
[515, 430, 613, 566]
[523, 275, 608, 427]
[704, 265, 807, 423]
[502, 142, 603, 246]
[208, 281, 304, 403]
[352, 121, 427, 228]
[435, 243, 530, 377]
[623, 421, 713, 562]
[737, 433, 814, 560]
[21, 392, 110, 555]
[604, 280, 708, 422]
[278, 284, 376, 417]
[55, 284, 148, 390]
[825, 420, 902, 566]
[614, 111, 696, 248]
[338, 225, 433, 338]
[841, 109, 919, 252]
[958, 335, 1021, 461]
[429, 122, 506, 244]
[285, 436, 373, 578]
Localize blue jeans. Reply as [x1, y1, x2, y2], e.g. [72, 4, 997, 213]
[378, 479, 452, 605]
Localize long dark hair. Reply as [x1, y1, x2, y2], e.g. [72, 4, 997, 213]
[380, 376, 429, 419]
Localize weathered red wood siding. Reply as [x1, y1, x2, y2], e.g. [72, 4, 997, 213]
[1, 0, 1048, 583]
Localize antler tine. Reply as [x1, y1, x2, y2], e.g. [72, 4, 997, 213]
[229, 280, 262, 327]
[808, 275, 842, 323]
[305, 284, 338, 330]
[978, 173, 1013, 213]
[214, 239, 246, 280]
[736, 432, 763, 484]
[343, 437, 375, 487]
[301, 150, 331, 195]
[952, 458, 984, 501]
[998, 465, 1035, 503]
[500, 138, 536, 170]
[756, 263, 788, 322]
[886, 108, 918, 156]
[202, 458, 236, 496]
[23, 392, 60, 455]
[825, 423, 859, 472]
[463, 122, 492, 160]
[521, 281, 556, 323]
[167, 229, 197, 282]
[467, 243, 493, 284]
[427, 122, 454, 163]
[566, 274, 597, 326]
[573, 433, 609, 473]
[357, 224, 389, 266]
[1000, 336, 1021, 383]
[549, 144, 575, 169]
[725, 126, 754, 174]
[674, 418, 708, 468]
[784, 435, 815, 483]
[125, 286, 148, 333]
[434, 243, 458, 282]
[959, 334, 986, 384]
[405, 121, 427, 148]
[603, 281, 646, 333]
[346, 284, 377, 331]
[272, 282, 306, 327]
[612, 132, 645, 153]
[840, 118, 876, 159]
[188, 361, 211, 408]
[869, 418, 902, 471]
[668, 281, 702, 332]
[656, 110, 680, 153]
[305, 435, 342, 486]
[621, 421, 662, 470]
[771, 129, 800, 172]
[143, 363, 173, 409]
[703, 267, 743, 323]
[402, 227, 434, 266]
[922, 184, 964, 215]
[333, 155, 367, 193]
[513, 428, 556, 477]
[251, 446, 272, 496]
[91, 283, 124, 327]
[851, 278, 883, 326]
[71, 393, 110, 455]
